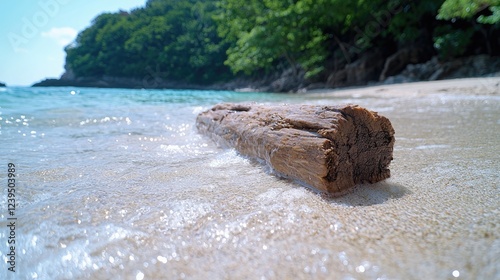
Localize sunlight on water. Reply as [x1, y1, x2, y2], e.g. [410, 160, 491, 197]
[0, 86, 499, 279]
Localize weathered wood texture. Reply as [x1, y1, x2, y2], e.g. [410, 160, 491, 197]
[196, 103, 395, 195]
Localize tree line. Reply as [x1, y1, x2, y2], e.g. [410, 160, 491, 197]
[65, 0, 500, 85]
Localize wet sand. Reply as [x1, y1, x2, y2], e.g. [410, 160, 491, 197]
[147, 77, 499, 279]
[131, 77, 499, 279]
[296, 77, 500, 279]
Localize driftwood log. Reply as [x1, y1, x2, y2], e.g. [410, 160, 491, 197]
[196, 103, 395, 195]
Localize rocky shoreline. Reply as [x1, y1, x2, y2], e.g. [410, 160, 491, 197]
[32, 54, 500, 92]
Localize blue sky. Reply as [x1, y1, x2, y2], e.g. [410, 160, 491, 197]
[0, 0, 147, 86]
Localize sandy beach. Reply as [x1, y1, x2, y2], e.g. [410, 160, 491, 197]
[153, 77, 500, 279]
[4, 0, 500, 277]
[1, 78, 498, 279]
[294, 77, 500, 279]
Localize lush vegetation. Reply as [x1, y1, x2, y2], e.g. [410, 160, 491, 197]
[64, 0, 500, 85]
[66, 0, 231, 84]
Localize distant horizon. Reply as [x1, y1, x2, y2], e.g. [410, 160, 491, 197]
[0, 0, 147, 86]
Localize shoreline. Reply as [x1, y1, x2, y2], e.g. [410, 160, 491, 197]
[26, 76, 500, 97]
[30, 54, 500, 93]
[305, 76, 500, 97]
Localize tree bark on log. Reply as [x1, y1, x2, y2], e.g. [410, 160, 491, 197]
[196, 103, 395, 195]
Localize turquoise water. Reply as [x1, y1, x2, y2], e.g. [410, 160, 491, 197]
[0, 87, 327, 279]
[1, 87, 311, 169]
[1, 85, 499, 279]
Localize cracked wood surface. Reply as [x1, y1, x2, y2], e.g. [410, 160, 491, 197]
[196, 103, 395, 195]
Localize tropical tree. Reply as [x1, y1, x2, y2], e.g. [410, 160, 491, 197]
[65, 0, 232, 84]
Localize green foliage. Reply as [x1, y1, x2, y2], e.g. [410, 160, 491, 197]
[439, 0, 484, 19]
[386, 0, 445, 43]
[438, 0, 496, 19]
[433, 25, 474, 59]
[437, 0, 500, 22]
[216, 0, 408, 78]
[434, 0, 499, 58]
[478, 5, 500, 23]
[216, 0, 343, 78]
[64, 0, 498, 86]
[65, 0, 232, 84]
[217, 0, 446, 75]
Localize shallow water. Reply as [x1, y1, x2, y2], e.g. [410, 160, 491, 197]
[1, 85, 499, 279]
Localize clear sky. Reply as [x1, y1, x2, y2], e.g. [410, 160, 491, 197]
[0, 0, 147, 86]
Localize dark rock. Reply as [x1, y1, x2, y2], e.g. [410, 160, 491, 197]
[259, 66, 306, 92]
[326, 68, 348, 88]
[384, 55, 500, 84]
[379, 47, 433, 81]
[32, 68, 286, 92]
[0, 82, 6, 87]
[60, 67, 75, 81]
[327, 50, 385, 88]
[305, 82, 328, 91]
[33, 76, 211, 90]
[32, 53, 500, 92]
